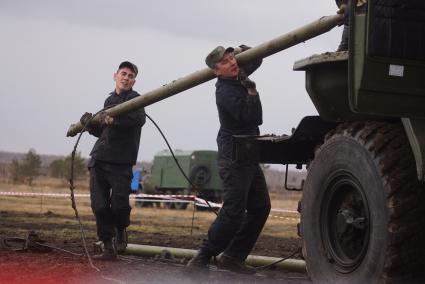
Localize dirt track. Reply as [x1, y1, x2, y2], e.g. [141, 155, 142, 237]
[0, 249, 310, 284]
[0, 183, 309, 283]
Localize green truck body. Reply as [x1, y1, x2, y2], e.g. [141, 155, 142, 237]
[151, 150, 222, 209]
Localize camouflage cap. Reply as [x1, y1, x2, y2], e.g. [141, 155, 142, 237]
[205, 46, 234, 69]
[118, 61, 138, 76]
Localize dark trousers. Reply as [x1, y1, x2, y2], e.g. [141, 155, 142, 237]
[201, 160, 271, 261]
[89, 159, 133, 241]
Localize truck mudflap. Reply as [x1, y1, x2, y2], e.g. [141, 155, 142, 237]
[402, 117, 425, 181]
[232, 116, 337, 165]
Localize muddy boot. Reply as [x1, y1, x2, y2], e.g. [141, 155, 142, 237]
[115, 228, 128, 254]
[93, 239, 117, 261]
[186, 248, 212, 270]
[216, 254, 256, 275]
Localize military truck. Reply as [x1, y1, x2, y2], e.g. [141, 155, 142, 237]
[233, 1, 425, 283]
[67, 2, 425, 281]
[151, 149, 222, 210]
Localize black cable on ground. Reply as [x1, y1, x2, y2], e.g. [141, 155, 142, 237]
[254, 246, 302, 271]
[69, 106, 127, 284]
[2, 235, 83, 256]
[69, 107, 111, 272]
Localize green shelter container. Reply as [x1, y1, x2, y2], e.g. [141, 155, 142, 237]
[151, 150, 222, 209]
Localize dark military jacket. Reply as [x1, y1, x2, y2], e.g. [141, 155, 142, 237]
[215, 56, 263, 161]
[89, 89, 146, 165]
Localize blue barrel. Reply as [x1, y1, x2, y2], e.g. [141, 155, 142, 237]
[131, 170, 142, 192]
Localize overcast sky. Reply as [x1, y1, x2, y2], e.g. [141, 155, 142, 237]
[0, 0, 341, 163]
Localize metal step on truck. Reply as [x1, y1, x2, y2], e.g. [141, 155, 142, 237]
[233, 1, 425, 283]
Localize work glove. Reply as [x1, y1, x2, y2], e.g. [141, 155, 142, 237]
[239, 70, 258, 96]
[80, 112, 93, 127]
[336, 4, 347, 26]
[337, 3, 347, 14]
[240, 76, 257, 90]
[239, 44, 250, 52]
[232, 44, 251, 55]
[99, 111, 114, 125]
[239, 70, 256, 89]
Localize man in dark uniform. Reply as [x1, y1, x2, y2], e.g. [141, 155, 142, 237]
[80, 61, 146, 260]
[187, 46, 271, 274]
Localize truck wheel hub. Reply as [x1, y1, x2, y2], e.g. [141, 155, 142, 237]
[320, 171, 370, 273]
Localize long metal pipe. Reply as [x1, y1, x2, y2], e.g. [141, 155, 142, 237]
[67, 14, 341, 137]
[125, 243, 306, 273]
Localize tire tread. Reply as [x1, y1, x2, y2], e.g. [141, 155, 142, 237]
[303, 121, 425, 282]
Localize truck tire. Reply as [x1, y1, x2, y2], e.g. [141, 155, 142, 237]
[189, 164, 211, 186]
[161, 189, 188, 210]
[174, 189, 188, 210]
[163, 190, 175, 209]
[301, 121, 425, 283]
[135, 197, 149, 208]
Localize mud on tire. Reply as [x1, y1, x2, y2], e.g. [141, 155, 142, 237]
[300, 121, 425, 283]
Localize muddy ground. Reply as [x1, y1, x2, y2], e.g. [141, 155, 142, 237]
[0, 183, 309, 283]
